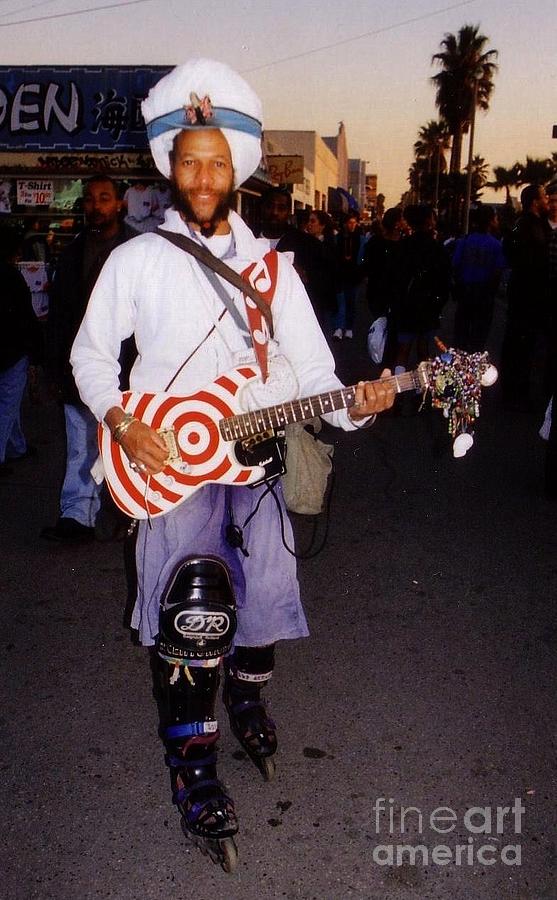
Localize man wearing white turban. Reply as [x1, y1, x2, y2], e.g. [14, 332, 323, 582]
[71, 58, 394, 871]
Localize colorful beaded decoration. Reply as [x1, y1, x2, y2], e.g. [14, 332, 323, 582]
[425, 339, 492, 440]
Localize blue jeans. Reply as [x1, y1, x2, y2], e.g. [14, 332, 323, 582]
[60, 403, 102, 526]
[332, 284, 357, 331]
[0, 356, 28, 463]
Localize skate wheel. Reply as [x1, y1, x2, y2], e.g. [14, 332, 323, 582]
[218, 837, 238, 874]
[180, 820, 238, 873]
[259, 756, 276, 782]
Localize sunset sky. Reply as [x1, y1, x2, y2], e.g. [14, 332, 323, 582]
[1, 0, 555, 205]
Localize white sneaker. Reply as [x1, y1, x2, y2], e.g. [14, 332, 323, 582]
[344, 329, 353, 339]
[333, 328, 343, 341]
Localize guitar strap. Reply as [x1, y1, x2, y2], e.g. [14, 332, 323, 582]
[193, 261, 251, 345]
[154, 228, 274, 337]
[155, 227, 275, 384]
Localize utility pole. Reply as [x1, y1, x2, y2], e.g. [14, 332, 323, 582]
[463, 76, 478, 234]
[463, 72, 481, 234]
[434, 139, 442, 210]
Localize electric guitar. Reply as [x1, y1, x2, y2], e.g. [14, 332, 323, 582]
[98, 348, 497, 520]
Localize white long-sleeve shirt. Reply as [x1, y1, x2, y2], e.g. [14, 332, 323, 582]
[71, 208, 364, 431]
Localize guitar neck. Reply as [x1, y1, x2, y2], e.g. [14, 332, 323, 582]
[219, 365, 429, 442]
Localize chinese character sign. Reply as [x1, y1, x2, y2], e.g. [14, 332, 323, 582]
[0, 66, 171, 151]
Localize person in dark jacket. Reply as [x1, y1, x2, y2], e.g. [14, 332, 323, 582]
[332, 212, 365, 340]
[258, 187, 323, 312]
[500, 183, 551, 406]
[42, 175, 136, 542]
[0, 226, 43, 475]
[306, 209, 338, 328]
[363, 207, 408, 366]
[390, 204, 451, 372]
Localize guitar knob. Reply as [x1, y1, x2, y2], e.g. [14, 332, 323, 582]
[150, 490, 162, 502]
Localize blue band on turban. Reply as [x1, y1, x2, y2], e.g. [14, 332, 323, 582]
[147, 106, 262, 141]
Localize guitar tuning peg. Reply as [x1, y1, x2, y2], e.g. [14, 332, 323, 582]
[480, 364, 498, 387]
[453, 432, 474, 458]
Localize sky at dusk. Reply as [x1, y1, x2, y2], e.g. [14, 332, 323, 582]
[0, 0, 555, 206]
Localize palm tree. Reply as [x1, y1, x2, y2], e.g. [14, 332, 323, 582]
[469, 154, 489, 201]
[516, 156, 556, 186]
[407, 159, 428, 203]
[412, 120, 451, 205]
[431, 24, 498, 176]
[488, 164, 521, 205]
[413, 120, 451, 173]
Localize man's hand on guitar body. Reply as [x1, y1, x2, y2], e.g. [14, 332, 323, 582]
[349, 368, 395, 421]
[105, 407, 168, 475]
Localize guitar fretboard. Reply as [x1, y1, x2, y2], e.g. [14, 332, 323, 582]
[219, 366, 428, 442]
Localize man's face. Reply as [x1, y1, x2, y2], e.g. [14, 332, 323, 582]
[261, 193, 290, 237]
[170, 128, 234, 235]
[345, 216, 358, 233]
[535, 187, 549, 216]
[307, 213, 323, 237]
[83, 181, 121, 232]
[396, 216, 409, 236]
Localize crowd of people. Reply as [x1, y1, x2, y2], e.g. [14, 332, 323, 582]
[3, 164, 557, 503]
[270, 185, 556, 490]
[1, 55, 556, 871]
[3, 162, 557, 509]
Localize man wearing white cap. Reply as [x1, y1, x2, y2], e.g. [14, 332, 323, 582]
[71, 58, 394, 870]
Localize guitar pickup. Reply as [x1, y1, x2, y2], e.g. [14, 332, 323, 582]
[240, 428, 276, 451]
[157, 428, 181, 464]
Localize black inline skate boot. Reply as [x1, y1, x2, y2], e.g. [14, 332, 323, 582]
[223, 644, 277, 782]
[165, 726, 239, 873]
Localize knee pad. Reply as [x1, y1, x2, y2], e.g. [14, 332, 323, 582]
[158, 557, 237, 663]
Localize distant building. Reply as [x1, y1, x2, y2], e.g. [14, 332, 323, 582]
[365, 174, 378, 217]
[323, 122, 349, 190]
[348, 159, 367, 214]
[264, 130, 339, 212]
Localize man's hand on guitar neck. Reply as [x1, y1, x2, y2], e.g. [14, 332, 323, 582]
[105, 407, 168, 475]
[349, 369, 396, 421]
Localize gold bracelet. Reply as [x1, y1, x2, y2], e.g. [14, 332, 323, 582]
[112, 413, 138, 444]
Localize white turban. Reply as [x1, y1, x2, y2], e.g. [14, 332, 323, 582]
[141, 58, 263, 189]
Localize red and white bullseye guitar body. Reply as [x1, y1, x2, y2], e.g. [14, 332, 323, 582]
[98, 350, 497, 520]
[99, 365, 274, 520]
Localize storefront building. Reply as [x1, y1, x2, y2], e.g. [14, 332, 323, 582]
[0, 65, 272, 312]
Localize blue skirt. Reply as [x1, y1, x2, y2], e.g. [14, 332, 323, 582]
[131, 481, 309, 648]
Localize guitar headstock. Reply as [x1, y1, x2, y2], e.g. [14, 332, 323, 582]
[423, 342, 498, 457]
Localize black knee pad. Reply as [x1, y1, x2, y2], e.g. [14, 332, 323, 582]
[158, 557, 237, 663]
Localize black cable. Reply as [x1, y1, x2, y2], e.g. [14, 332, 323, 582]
[226, 459, 336, 561]
[262, 463, 336, 561]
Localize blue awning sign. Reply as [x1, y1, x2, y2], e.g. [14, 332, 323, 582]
[0, 66, 171, 151]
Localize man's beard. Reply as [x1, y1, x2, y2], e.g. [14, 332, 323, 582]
[261, 219, 287, 240]
[170, 180, 235, 237]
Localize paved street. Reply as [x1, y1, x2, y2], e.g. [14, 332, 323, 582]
[1, 296, 556, 900]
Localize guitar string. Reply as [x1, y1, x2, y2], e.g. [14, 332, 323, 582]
[221, 369, 426, 439]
